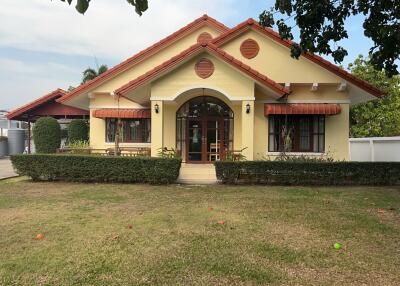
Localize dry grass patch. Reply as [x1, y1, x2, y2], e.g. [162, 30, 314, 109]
[0, 179, 399, 285]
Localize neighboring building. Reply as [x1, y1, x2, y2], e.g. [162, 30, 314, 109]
[8, 15, 384, 161]
[0, 110, 27, 136]
[6, 89, 89, 153]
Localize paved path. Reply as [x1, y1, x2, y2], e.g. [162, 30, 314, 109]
[0, 158, 17, 180]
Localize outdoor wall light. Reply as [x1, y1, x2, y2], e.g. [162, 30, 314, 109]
[154, 103, 159, 114]
[246, 103, 251, 114]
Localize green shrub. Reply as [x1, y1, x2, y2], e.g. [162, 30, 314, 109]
[67, 140, 90, 149]
[68, 119, 89, 143]
[215, 161, 400, 185]
[11, 154, 182, 184]
[33, 117, 61, 153]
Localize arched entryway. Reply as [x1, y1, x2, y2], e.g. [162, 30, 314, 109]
[176, 96, 234, 163]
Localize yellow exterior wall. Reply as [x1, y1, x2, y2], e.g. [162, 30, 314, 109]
[150, 53, 255, 159]
[253, 102, 268, 159]
[151, 54, 255, 100]
[93, 26, 222, 94]
[221, 30, 343, 84]
[89, 94, 151, 149]
[151, 101, 163, 156]
[325, 104, 349, 160]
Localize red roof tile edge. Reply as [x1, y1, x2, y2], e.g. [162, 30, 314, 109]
[115, 42, 289, 97]
[264, 103, 342, 116]
[93, 109, 151, 119]
[57, 15, 229, 104]
[213, 18, 385, 98]
[7, 89, 66, 120]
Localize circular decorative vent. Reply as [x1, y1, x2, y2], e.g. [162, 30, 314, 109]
[197, 32, 213, 43]
[195, 58, 214, 79]
[240, 39, 260, 59]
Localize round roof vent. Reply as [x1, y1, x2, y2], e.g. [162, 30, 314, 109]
[240, 39, 260, 59]
[195, 58, 214, 79]
[197, 32, 213, 43]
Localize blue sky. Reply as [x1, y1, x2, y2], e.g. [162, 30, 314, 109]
[1, 0, 373, 110]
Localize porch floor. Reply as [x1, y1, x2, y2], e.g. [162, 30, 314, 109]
[177, 163, 217, 185]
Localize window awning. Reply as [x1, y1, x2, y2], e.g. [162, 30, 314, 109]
[93, 109, 151, 119]
[264, 104, 341, 116]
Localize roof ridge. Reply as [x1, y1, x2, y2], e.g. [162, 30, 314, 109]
[7, 89, 66, 120]
[58, 15, 229, 104]
[213, 18, 385, 97]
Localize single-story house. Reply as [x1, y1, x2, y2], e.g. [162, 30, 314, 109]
[8, 15, 384, 162]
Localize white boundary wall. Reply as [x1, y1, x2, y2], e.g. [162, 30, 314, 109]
[349, 137, 400, 162]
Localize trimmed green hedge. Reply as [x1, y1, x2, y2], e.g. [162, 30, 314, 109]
[215, 161, 400, 185]
[68, 119, 89, 143]
[33, 117, 61, 153]
[11, 154, 182, 184]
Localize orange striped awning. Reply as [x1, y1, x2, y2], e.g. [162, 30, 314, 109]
[93, 109, 151, 119]
[264, 104, 341, 116]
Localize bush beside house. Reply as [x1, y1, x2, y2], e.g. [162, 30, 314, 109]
[11, 154, 182, 184]
[67, 119, 89, 143]
[33, 117, 61, 153]
[215, 161, 400, 185]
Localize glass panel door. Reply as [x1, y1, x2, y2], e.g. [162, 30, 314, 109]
[206, 120, 221, 162]
[187, 120, 203, 162]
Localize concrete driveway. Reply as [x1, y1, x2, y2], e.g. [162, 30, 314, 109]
[0, 158, 17, 179]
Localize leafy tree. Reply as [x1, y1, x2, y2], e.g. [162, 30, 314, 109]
[33, 117, 61, 153]
[81, 64, 108, 84]
[349, 55, 400, 137]
[59, 0, 148, 15]
[259, 1, 400, 77]
[67, 119, 89, 143]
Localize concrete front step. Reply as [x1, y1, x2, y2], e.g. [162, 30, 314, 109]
[177, 163, 218, 185]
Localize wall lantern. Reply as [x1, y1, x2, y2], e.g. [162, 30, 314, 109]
[246, 103, 251, 114]
[154, 103, 159, 114]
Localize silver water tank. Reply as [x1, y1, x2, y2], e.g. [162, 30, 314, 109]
[7, 129, 25, 155]
[0, 137, 8, 157]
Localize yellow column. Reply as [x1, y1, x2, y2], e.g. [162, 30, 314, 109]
[241, 100, 254, 160]
[151, 100, 163, 157]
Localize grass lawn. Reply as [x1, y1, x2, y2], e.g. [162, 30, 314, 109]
[0, 178, 399, 285]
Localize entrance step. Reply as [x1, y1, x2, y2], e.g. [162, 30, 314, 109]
[177, 163, 218, 185]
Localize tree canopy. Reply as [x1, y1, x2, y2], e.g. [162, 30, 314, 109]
[58, 1, 399, 77]
[81, 64, 108, 84]
[60, 0, 148, 15]
[259, 1, 400, 77]
[349, 55, 400, 138]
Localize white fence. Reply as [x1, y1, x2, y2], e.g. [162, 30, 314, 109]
[349, 137, 400, 162]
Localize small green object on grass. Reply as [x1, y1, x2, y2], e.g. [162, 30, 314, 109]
[334, 243, 342, 250]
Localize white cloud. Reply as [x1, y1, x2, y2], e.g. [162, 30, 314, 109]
[0, 0, 238, 60]
[0, 0, 245, 110]
[0, 57, 82, 110]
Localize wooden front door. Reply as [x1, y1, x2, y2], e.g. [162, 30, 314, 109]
[187, 118, 223, 163]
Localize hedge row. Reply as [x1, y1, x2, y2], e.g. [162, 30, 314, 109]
[11, 154, 182, 184]
[215, 161, 400, 185]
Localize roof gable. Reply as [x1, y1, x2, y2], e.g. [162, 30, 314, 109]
[7, 89, 89, 121]
[114, 42, 289, 97]
[58, 15, 229, 104]
[213, 19, 385, 98]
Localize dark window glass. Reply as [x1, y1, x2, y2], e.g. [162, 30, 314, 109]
[105, 118, 151, 143]
[268, 115, 325, 153]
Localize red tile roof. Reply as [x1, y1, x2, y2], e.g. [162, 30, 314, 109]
[93, 109, 151, 119]
[58, 15, 229, 104]
[264, 103, 342, 116]
[213, 19, 385, 98]
[115, 42, 290, 97]
[7, 89, 66, 120]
